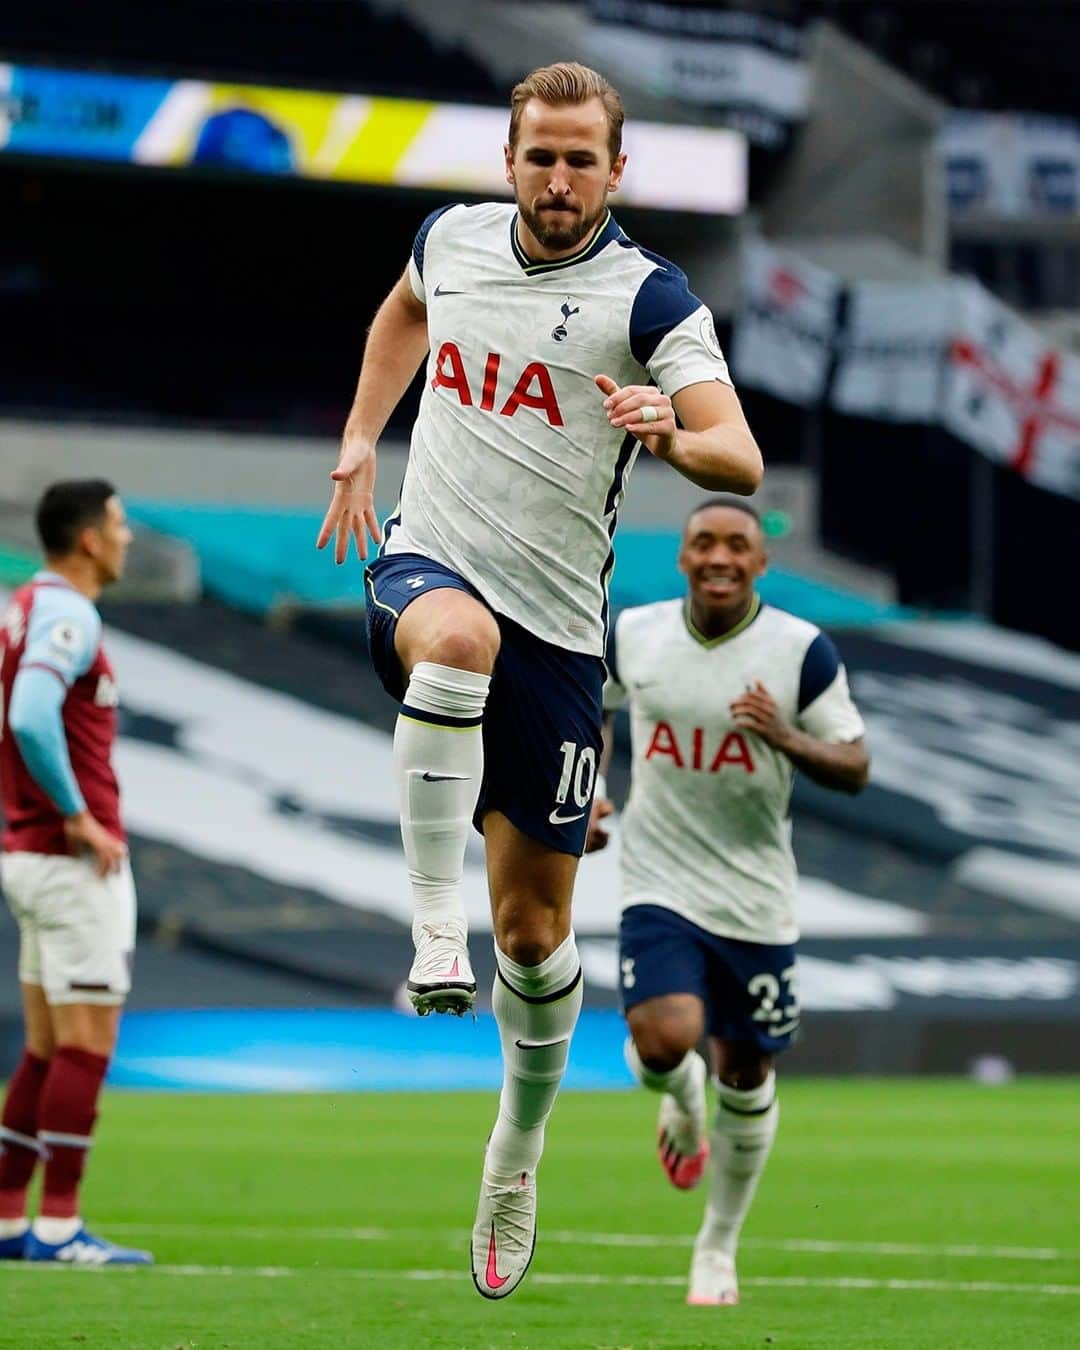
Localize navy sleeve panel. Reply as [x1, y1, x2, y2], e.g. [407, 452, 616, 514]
[628, 262, 703, 367]
[605, 617, 621, 687]
[411, 205, 455, 280]
[798, 631, 841, 712]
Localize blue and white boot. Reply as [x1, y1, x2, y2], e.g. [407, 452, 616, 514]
[25, 1224, 153, 1265]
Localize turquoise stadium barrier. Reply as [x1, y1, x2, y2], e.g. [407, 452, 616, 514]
[128, 502, 909, 628]
[110, 1008, 634, 1092]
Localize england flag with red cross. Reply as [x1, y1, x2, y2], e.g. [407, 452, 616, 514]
[943, 281, 1080, 500]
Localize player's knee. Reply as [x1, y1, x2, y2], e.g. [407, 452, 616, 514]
[714, 1042, 773, 1091]
[498, 928, 556, 967]
[396, 591, 501, 677]
[630, 1017, 699, 1073]
[491, 880, 571, 968]
[410, 618, 500, 676]
[496, 906, 568, 967]
[426, 631, 497, 674]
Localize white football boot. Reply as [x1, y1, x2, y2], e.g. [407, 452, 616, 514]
[656, 1054, 709, 1190]
[407, 921, 477, 1016]
[686, 1244, 739, 1306]
[470, 1168, 537, 1299]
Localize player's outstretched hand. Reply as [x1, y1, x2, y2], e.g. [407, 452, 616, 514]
[63, 811, 127, 878]
[730, 681, 793, 750]
[585, 793, 614, 853]
[316, 433, 383, 564]
[595, 374, 676, 460]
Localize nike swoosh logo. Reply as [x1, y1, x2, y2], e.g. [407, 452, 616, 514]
[420, 772, 470, 783]
[433, 283, 465, 297]
[548, 808, 585, 825]
[485, 1223, 508, 1290]
[514, 1037, 569, 1050]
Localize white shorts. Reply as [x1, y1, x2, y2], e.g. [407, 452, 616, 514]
[1, 851, 137, 1006]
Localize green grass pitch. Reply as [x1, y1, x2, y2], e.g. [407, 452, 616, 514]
[2, 1079, 1077, 1348]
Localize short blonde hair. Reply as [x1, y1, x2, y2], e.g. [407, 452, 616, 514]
[509, 62, 625, 164]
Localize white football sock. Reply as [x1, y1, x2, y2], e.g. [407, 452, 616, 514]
[485, 933, 583, 1185]
[0, 1217, 28, 1239]
[394, 661, 489, 941]
[32, 1215, 81, 1244]
[697, 1072, 779, 1260]
[625, 1039, 707, 1123]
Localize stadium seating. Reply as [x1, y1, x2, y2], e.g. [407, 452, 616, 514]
[0, 0, 500, 102]
[816, 0, 1080, 115]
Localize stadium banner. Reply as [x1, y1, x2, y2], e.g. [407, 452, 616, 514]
[941, 111, 1080, 218]
[943, 281, 1080, 500]
[732, 243, 1080, 500]
[831, 280, 952, 423]
[0, 60, 746, 214]
[585, 0, 809, 149]
[730, 240, 840, 406]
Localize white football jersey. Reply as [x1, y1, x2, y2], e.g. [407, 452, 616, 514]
[605, 597, 866, 944]
[382, 202, 732, 656]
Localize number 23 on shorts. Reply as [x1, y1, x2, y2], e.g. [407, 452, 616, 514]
[749, 965, 799, 1036]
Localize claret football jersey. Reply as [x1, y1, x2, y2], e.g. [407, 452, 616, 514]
[605, 598, 866, 945]
[0, 573, 123, 855]
[382, 202, 733, 656]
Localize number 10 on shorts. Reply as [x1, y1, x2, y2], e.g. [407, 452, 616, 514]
[555, 740, 597, 811]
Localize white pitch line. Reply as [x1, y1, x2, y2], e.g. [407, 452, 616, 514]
[6, 1264, 1080, 1296]
[98, 1222, 1073, 1263]
[743, 1238, 1070, 1262]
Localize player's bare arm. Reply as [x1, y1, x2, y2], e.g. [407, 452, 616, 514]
[585, 712, 616, 853]
[317, 267, 429, 564]
[594, 376, 763, 494]
[730, 681, 870, 794]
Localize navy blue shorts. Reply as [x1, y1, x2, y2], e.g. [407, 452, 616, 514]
[619, 904, 800, 1054]
[365, 551, 605, 857]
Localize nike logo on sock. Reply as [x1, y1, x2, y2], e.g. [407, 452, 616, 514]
[420, 772, 471, 782]
[514, 1037, 569, 1050]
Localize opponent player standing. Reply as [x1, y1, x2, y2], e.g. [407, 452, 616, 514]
[587, 498, 869, 1305]
[316, 64, 763, 1297]
[0, 480, 151, 1265]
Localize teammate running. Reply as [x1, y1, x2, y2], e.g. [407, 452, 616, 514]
[587, 497, 869, 1306]
[0, 480, 151, 1266]
[317, 63, 763, 1298]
